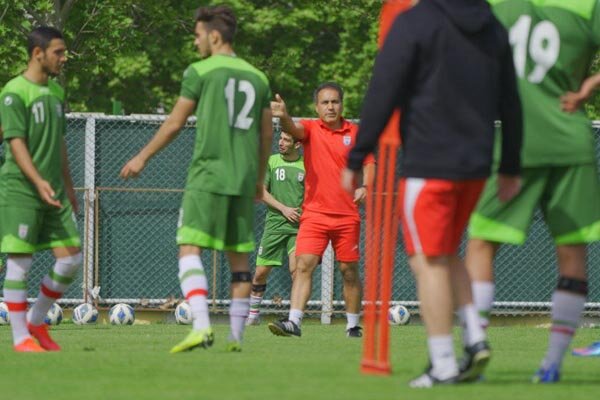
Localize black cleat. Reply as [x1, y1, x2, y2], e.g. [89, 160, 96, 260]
[268, 319, 301, 337]
[458, 341, 491, 382]
[346, 326, 363, 338]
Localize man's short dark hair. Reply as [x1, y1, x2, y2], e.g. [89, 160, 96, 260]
[28, 26, 63, 57]
[195, 5, 237, 44]
[281, 130, 299, 144]
[313, 82, 344, 104]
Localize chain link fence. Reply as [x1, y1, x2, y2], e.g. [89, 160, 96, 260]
[1, 115, 599, 317]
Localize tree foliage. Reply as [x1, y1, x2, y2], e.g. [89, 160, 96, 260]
[0, 0, 381, 118]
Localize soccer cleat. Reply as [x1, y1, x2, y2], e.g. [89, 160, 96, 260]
[346, 326, 363, 338]
[170, 327, 214, 353]
[531, 364, 560, 383]
[14, 337, 47, 353]
[458, 341, 491, 382]
[226, 340, 242, 352]
[572, 341, 600, 357]
[245, 316, 260, 326]
[409, 366, 459, 388]
[28, 322, 61, 351]
[268, 319, 301, 337]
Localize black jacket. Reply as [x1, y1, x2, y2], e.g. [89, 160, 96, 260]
[348, 0, 522, 179]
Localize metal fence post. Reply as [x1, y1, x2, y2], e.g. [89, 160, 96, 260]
[83, 117, 96, 303]
[321, 242, 334, 324]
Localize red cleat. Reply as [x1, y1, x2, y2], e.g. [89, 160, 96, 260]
[14, 337, 46, 353]
[28, 323, 61, 351]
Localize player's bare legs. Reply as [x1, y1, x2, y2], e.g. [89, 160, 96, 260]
[339, 261, 362, 336]
[27, 245, 82, 351]
[409, 254, 458, 382]
[534, 244, 588, 382]
[449, 255, 490, 381]
[465, 239, 499, 329]
[170, 245, 213, 353]
[268, 253, 318, 337]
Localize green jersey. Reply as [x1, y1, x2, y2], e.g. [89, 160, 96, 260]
[0, 76, 66, 208]
[263, 154, 305, 235]
[490, 0, 600, 166]
[180, 54, 272, 197]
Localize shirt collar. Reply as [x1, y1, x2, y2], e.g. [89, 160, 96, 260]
[317, 117, 352, 134]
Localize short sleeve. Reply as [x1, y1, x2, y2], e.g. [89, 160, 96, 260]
[299, 119, 313, 142]
[363, 153, 376, 166]
[0, 93, 27, 140]
[180, 66, 202, 101]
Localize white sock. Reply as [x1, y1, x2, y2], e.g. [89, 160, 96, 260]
[457, 304, 486, 346]
[229, 298, 250, 342]
[29, 254, 81, 325]
[289, 309, 304, 326]
[428, 335, 458, 379]
[472, 281, 495, 328]
[178, 255, 210, 331]
[346, 313, 360, 330]
[542, 290, 585, 369]
[3, 256, 33, 345]
[248, 294, 263, 320]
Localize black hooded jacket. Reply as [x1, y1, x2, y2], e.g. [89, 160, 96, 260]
[348, 0, 522, 179]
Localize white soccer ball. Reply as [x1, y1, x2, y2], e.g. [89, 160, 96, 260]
[174, 302, 192, 325]
[388, 304, 411, 326]
[109, 303, 135, 325]
[0, 302, 10, 325]
[44, 303, 63, 326]
[72, 303, 99, 325]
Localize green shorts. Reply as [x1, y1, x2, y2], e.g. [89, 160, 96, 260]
[469, 164, 600, 245]
[0, 204, 81, 253]
[256, 233, 297, 266]
[176, 191, 255, 252]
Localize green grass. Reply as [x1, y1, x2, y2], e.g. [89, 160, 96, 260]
[0, 321, 599, 400]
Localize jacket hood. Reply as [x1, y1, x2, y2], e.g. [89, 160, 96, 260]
[431, 0, 494, 33]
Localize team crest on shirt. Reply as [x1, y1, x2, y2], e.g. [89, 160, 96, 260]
[56, 104, 63, 117]
[3, 96, 12, 106]
[343, 135, 352, 146]
[297, 172, 304, 182]
[18, 224, 29, 239]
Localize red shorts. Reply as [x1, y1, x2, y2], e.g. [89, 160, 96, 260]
[296, 210, 360, 262]
[399, 178, 485, 257]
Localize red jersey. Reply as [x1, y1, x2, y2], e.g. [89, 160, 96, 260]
[299, 118, 375, 216]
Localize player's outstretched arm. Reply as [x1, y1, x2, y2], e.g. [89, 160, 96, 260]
[61, 137, 78, 213]
[261, 186, 300, 223]
[257, 107, 274, 199]
[561, 73, 600, 113]
[10, 137, 61, 208]
[120, 97, 196, 179]
[270, 94, 305, 140]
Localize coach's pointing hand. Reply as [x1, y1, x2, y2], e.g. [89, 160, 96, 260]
[270, 94, 288, 118]
[120, 154, 147, 179]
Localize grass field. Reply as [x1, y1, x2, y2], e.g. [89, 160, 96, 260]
[0, 320, 598, 400]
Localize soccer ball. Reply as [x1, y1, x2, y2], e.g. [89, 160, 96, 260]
[388, 304, 411, 326]
[174, 302, 192, 325]
[0, 302, 10, 325]
[72, 303, 99, 325]
[108, 303, 135, 325]
[44, 303, 63, 326]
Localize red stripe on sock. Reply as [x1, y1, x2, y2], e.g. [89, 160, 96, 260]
[41, 284, 63, 299]
[185, 289, 208, 300]
[6, 302, 27, 311]
[551, 326, 575, 336]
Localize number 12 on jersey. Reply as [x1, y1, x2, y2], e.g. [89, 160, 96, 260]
[224, 78, 256, 130]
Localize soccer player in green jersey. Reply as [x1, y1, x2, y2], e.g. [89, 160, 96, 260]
[246, 131, 304, 325]
[120, 5, 273, 353]
[0, 27, 82, 352]
[466, 0, 600, 383]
